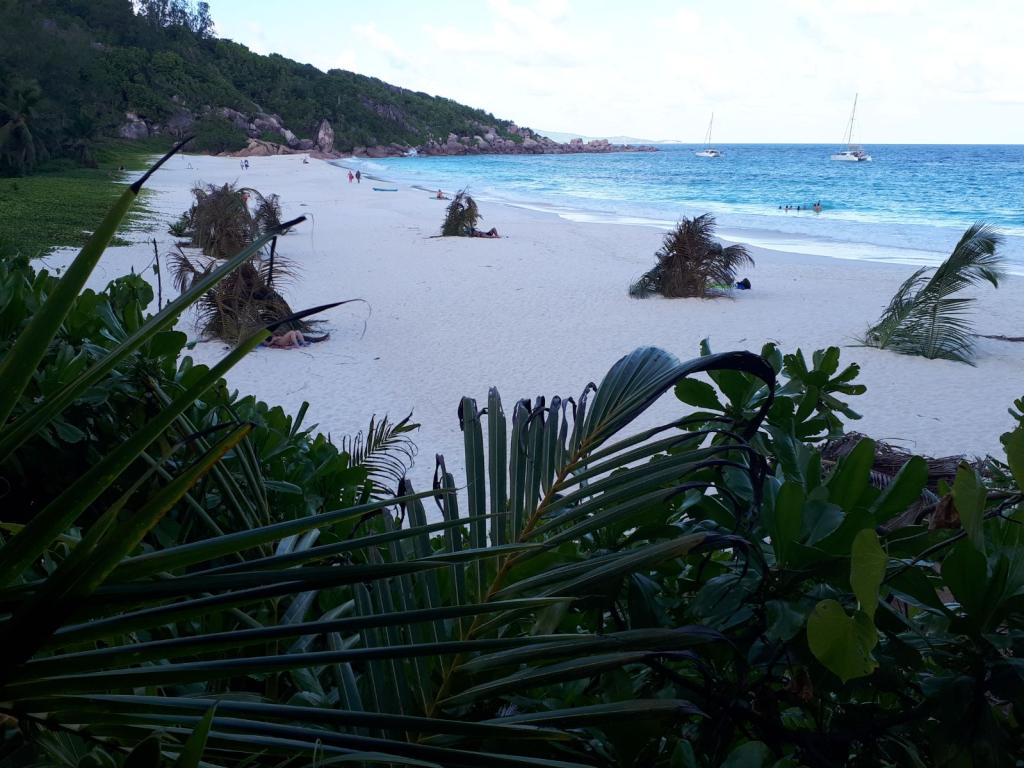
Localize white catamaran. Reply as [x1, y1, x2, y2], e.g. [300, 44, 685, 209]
[695, 113, 722, 158]
[831, 94, 872, 162]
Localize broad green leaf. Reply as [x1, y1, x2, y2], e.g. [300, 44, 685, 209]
[807, 600, 878, 682]
[850, 529, 886, 619]
[765, 482, 803, 565]
[826, 438, 875, 508]
[765, 600, 805, 643]
[174, 705, 217, 768]
[952, 463, 987, 550]
[672, 741, 698, 768]
[942, 537, 988, 619]
[674, 378, 723, 410]
[803, 500, 844, 545]
[1001, 424, 1024, 489]
[868, 456, 928, 525]
[721, 741, 771, 768]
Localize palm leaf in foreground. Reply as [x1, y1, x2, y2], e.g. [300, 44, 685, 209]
[2, 339, 775, 766]
[341, 413, 420, 496]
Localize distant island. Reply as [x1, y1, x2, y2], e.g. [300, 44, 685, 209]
[0, 0, 653, 173]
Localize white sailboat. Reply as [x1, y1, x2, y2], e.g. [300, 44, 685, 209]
[831, 94, 872, 162]
[695, 113, 722, 157]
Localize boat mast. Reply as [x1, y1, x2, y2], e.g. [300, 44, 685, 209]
[845, 93, 858, 147]
[705, 113, 714, 147]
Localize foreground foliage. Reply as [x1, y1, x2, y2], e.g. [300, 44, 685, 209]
[629, 214, 753, 299]
[863, 221, 1004, 363]
[2, 148, 1024, 768]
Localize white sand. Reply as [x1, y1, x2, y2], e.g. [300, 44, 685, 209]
[45, 154, 1023, 495]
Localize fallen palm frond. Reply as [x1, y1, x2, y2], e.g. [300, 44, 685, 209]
[822, 431, 971, 492]
[441, 189, 481, 236]
[250, 190, 284, 233]
[862, 222, 1004, 363]
[170, 243, 307, 343]
[187, 183, 255, 259]
[629, 213, 753, 299]
[182, 184, 288, 259]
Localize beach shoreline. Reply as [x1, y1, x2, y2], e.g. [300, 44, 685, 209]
[345, 145, 1024, 276]
[44, 154, 1024, 497]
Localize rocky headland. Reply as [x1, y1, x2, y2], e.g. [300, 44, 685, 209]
[117, 108, 656, 159]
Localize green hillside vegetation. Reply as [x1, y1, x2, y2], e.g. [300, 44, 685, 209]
[0, 0, 523, 176]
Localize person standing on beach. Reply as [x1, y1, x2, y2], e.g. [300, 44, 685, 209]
[355, 170, 361, 184]
[348, 170, 354, 183]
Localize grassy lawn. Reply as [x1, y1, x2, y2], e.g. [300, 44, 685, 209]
[0, 138, 173, 258]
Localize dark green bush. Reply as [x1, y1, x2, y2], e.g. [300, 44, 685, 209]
[188, 116, 248, 155]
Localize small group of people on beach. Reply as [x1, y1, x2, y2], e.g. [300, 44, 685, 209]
[239, 159, 250, 170]
[347, 169, 361, 183]
[779, 201, 823, 214]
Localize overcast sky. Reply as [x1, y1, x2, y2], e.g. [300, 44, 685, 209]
[209, 0, 1024, 144]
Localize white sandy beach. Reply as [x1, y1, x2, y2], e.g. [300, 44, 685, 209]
[45, 154, 1024, 495]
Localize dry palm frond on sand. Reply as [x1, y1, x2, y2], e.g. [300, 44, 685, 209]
[440, 189, 481, 236]
[170, 243, 310, 343]
[629, 213, 753, 299]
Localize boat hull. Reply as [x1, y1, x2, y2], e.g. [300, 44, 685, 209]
[695, 150, 722, 158]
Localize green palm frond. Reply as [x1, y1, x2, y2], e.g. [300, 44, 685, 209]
[340, 413, 420, 496]
[864, 222, 1004, 363]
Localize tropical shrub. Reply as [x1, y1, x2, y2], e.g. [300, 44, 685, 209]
[188, 116, 248, 155]
[863, 222, 1004, 363]
[629, 214, 753, 299]
[3, 146, 1024, 768]
[441, 189, 481, 236]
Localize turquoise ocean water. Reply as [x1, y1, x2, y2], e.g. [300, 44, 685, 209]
[343, 144, 1024, 273]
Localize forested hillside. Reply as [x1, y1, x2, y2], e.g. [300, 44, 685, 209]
[0, 0, 524, 174]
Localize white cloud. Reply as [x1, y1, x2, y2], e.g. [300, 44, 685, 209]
[353, 22, 412, 69]
[212, 0, 1024, 142]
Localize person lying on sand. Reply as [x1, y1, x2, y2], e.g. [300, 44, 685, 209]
[263, 330, 331, 349]
[435, 189, 450, 200]
[264, 330, 308, 348]
[467, 227, 500, 238]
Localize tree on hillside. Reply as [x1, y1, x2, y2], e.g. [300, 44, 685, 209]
[0, 79, 43, 176]
[135, 0, 213, 37]
[629, 213, 753, 299]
